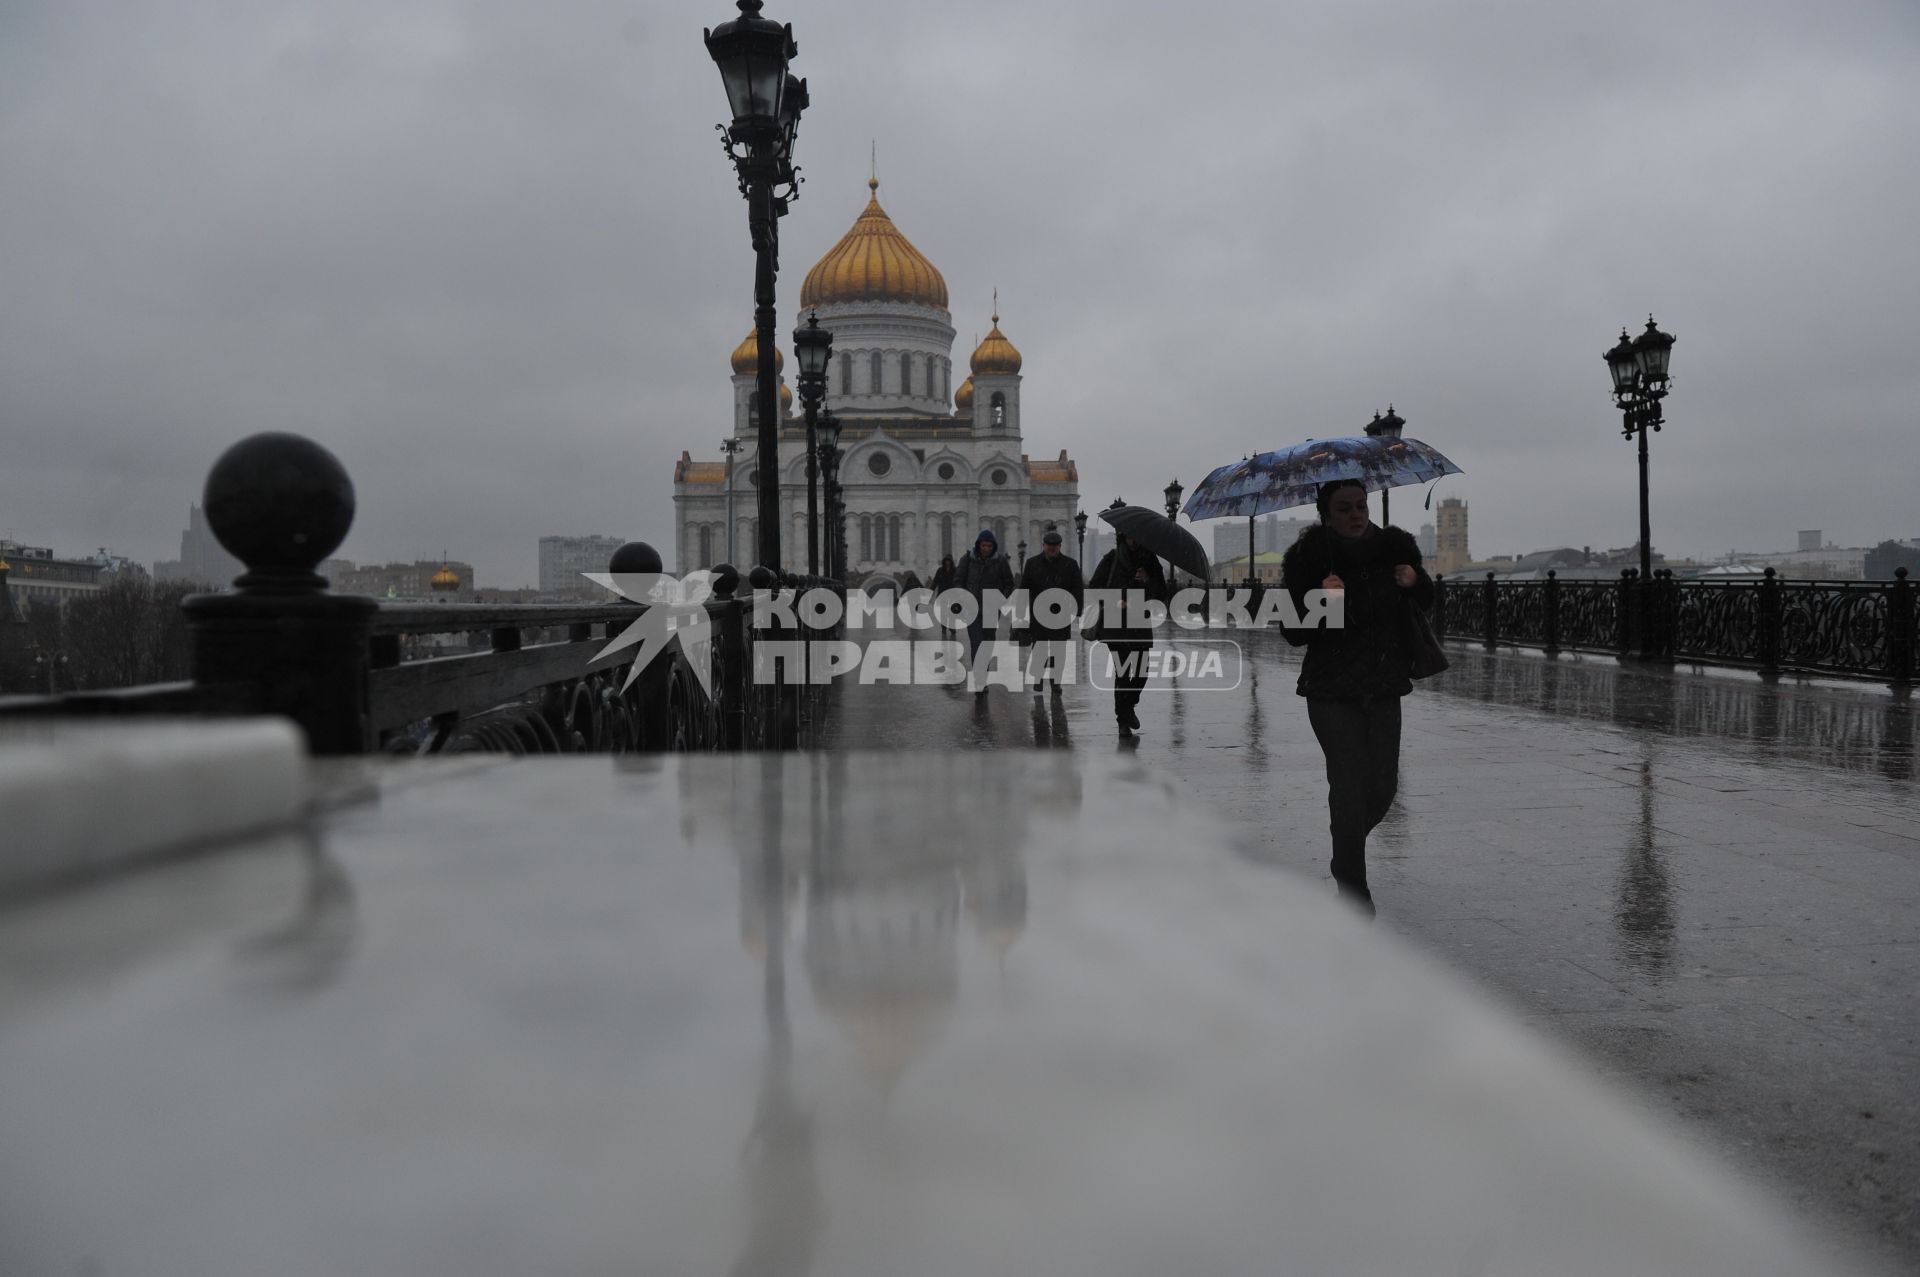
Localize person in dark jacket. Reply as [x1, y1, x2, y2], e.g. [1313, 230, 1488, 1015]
[1086, 533, 1169, 735]
[1280, 479, 1434, 916]
[954, 529, 1015, 696]
[1018, 529, 1084, 698]
[931, 555, 956, 596]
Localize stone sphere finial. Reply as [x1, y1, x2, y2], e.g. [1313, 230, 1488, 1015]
[608, 542, 663, 576]
[747, 564, 778, 592]
[709, 563, 741, 598]
[202, 433, 355, 591]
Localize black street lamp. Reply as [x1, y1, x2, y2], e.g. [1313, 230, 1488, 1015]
[1163, 477, 1184, 523]
[816, 409, 843, 579]
[1605, 316, 1677, 583]
[793, 310, 832, 576]
[706, 0, 807, 572]
[719, 437, 744, 563]
[1363, 405, 1406, 524]
[1073, 509, 1087, 563]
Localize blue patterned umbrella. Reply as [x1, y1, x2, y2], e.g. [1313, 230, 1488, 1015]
[1181, 436, 1463, 521]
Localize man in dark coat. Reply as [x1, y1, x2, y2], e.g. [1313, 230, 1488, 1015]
[953, 529, 1015, 696]
[1018, 529, 1084, 698]
[1280, 479, 1434, 913]
[1086, 533, 1169, 735]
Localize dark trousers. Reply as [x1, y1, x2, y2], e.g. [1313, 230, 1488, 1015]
[1109, 638, 1150, 722]
[1306, 697, 1403, 891]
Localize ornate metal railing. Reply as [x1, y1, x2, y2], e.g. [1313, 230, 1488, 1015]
[0, 433, 843, 754]
[1433, 567, 1915, 685]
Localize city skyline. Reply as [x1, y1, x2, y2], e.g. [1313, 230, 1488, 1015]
[3, 2, 1915, 586]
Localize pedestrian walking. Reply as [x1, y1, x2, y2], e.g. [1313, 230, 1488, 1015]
[1086, 533, 1169, 736]
[1018, 530, 1083, 698]
[930, 554, 958, 641]
[953, 530, 1015, 697]
[1280, 479, 1434, 917]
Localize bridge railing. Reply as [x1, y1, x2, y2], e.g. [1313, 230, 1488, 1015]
[1433, 567, 1914, 684]
[0, 433, 843, 754]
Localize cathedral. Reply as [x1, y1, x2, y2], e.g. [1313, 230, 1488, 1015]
[673, 178, 1080, 584]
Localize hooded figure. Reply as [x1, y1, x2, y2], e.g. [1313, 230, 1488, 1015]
[953, 529, 1015, 694]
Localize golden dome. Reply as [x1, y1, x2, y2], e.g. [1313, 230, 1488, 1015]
[799, 179, 949, 310]
[970, 313, 1022, 376]
[429, 564, 460, 592]
[0, 558, 10, 573]
[780, 382, 793, 412]
[953, 377, 974, 412]
[730, 329, 784, 376]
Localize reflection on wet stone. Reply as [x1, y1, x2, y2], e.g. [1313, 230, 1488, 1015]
[1612, 757, 1675, 985]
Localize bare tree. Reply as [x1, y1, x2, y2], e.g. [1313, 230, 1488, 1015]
[52, 576, 198, 690]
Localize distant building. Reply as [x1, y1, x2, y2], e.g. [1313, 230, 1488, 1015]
[1434, 498, 1470, 575]
[1212, 514, 1312, 564]
[539, 535, 625, 596]
[1797, 530, 1822, 553]
[1418, 524, 1437, 561]
[1865, 540, 1920, 580]
[0, 541, 104, 613]
[335, 560, 474, 600]
[153, 505, 243, 588]
[673, 180, 1077, 581]
[1211, 550, 1285, 585]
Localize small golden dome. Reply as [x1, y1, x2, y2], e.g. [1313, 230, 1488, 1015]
[730, 330, 784, 376]
[430, 564, 461, 592]
[0, 558, 10, 573]
[953, 377, 974, 412]
[970, 313, 1022, 376]
[780, 382, 793, 412]
[800, 179, 949, 310]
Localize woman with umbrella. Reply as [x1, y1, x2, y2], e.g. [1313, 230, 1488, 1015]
[1280, 479, 1433, 916]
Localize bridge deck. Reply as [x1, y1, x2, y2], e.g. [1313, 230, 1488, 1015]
[821, 630, 1919, 1268]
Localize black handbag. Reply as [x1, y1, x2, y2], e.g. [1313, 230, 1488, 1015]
[1405, 599, 1450, 679]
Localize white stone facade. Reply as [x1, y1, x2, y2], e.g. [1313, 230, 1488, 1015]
[676, 193, 1077, 581]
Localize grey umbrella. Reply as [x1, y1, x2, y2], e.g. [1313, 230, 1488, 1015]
[1097, 505, 1210, 582]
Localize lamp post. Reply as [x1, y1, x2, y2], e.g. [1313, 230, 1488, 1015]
[1604, 316, 1676, 583]
[816, 410, 843, 579]
[793, 310, 832, 576]
[1363, 405, 1405, 525]
[1073, 509, 1087, 563]
[706, 0, 807, 572]
[719, 437, 744, 563]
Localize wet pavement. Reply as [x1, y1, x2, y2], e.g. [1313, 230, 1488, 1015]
[0, 750, 1893, 1276]
[819, 628, 1920, 1271]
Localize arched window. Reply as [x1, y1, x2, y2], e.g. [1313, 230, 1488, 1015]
[859, 515, 872, 561]
[697, 525, 713, 568]
[900, 352, 913, 394]
[839, 352, 852, 397]
[745, 520, 757, 561]
[747, 391, 759, 418]
[925, 358, 935, 398]
[941, 515, 954, 560]
[869, 352, 882, 394]
[990, 392, 1006, 427]
[888, 515, 903, 560]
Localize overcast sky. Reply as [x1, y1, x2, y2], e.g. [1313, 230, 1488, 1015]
[3, 0, 1916, 586]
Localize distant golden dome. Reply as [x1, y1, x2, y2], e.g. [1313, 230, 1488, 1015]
[730, 330, 784, 376]
[430, 564, 460, 592]
[970, 314, 1022, 376]
[800, 179, 949, 310]
[0, 558, 10, 573]
[953, 377, 974, 413]
[780, 382, 793, 412]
